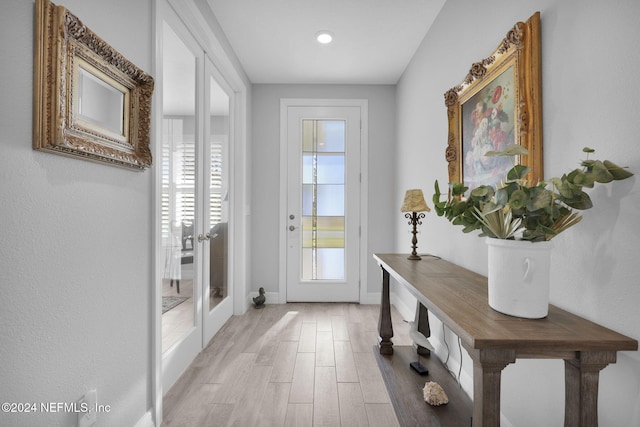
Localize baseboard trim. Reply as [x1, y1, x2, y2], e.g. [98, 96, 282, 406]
[247, 291, 380, 305]
[390, 291, 414, 320]
[360, 292, 381, 305]
[134, 410, 154, 427]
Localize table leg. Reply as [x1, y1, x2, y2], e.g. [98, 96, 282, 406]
[378, 266, 394, 355]
[469, 348, 515, 427]
[564, 351, 616, 427]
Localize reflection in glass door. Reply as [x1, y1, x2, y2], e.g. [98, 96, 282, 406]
[160, 16, 206, 393]
[208, 128, 227, 311]
[203, 62, 232, 345]
[161, 22, 197, 354]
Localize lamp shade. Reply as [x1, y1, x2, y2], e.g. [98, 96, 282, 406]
[401, 189, 431, 213]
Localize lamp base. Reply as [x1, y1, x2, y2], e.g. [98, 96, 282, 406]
[405, 211, 425, 262]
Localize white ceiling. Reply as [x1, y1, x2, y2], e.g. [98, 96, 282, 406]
[207, 0, 446, 85]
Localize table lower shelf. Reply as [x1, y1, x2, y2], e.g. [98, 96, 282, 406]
[374, 345, 473, 427]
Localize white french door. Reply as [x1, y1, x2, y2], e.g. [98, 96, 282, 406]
[159, 14, 202, 392]
[202, 58, 233, 345]
[282, 102, 363, 302]
[159, 5, 233, 392]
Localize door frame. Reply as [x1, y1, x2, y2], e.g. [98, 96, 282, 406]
[278, 98, 369, 304]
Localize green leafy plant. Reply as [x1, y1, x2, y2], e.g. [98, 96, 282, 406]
[433, 146, 634, 242]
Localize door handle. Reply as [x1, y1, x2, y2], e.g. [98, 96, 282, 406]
[197, 233, 211, 242]
[289, 225, 297, 231]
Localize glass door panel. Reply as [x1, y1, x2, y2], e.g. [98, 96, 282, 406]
[300, 119, 346, 281]
[161, 22, 197, 354]
[207, 74, 229, 313]
[202, 59, 233, 345]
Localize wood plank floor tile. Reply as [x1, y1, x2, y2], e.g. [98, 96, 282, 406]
[316, 308, 333, 332]
[334, 340, 359, 383]
[200, 403, 235, 426]
[210, 352, 257, 404]
[298, 322, 317, 353]
[360, 304, 383, 333]
[162, 303, 412, 427]
[284, 403, 313, 427]
[338, 382, 369, 427]
[331, 315, 350, 341]
[243, 305, 285, 354]
[270, 340, 299, 382]
[162, 366, 205, 420]
[365, 403, 401, 427]
[348, 321, 376, 353]
[162, 382, 218, 425]
[257, 382, 291, 426]
[300, 303, 318, 323]
[346, 303, 366, 323]
[354, 351, 391, 404]
[224, 364, 273, 426]
[289, 352, 315, 404]
[222, 309, 265, 353]
[313, 366, 340, 427]
[315, 330, 335, 367]
[278, 309, 304, 341]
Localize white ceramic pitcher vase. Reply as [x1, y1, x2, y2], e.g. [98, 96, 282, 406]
[485, 238, 554, 319]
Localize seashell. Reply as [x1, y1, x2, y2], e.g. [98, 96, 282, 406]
[423, 381, 449, 406]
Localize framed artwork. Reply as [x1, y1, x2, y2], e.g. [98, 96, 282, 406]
[444, 12, 542, 191]
[33, 0, 154, 170]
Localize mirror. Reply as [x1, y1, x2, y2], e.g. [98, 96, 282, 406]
[77, 66, 126, 136]
[33, 0, 154, 170]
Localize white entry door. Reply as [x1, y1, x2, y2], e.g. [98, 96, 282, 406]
[282, 101, 364, 302]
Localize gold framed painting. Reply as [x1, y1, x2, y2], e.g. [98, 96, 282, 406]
[33, 0, 154, 170]
[444, 12, 542, 191]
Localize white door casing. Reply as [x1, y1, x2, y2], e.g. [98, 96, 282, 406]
[280, 100, 368, 302]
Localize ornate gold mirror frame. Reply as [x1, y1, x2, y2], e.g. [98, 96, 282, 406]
[33, 0, 154, 170]
[444, 12, 542, 190]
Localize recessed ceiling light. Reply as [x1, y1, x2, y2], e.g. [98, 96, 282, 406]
[315, 31, 334, 44]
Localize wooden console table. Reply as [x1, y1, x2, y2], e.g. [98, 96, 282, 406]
[374, 253, 638, 427]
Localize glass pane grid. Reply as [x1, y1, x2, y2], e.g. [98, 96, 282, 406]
[300, 120, 346, 281]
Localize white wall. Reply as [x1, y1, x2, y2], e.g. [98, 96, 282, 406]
[0, 1, 153, 426]
[251, 84, 397, 302]
[396, 0, 640, 425]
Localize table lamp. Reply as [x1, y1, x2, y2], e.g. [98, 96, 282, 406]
[401, 189, 430, 260]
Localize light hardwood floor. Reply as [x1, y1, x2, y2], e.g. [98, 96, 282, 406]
[161, 302, 413, 427]
[162, 277, 194, 353]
